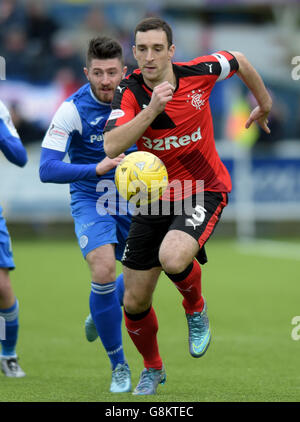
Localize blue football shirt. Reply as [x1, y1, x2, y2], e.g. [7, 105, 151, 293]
[41, 83, 136, 205]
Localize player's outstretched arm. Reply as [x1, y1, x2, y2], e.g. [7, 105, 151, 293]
[39, 147, 98, 183]
[104, 81, 174, 158]
[231, 51, 272, 133]
[39, 148, 125, 183]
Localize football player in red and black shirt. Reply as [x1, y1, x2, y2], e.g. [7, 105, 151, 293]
[104, 17, 272, 395]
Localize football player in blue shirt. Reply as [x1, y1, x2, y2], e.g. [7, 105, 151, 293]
[39, 37, 136, 393]
[0, 99, 27, 377]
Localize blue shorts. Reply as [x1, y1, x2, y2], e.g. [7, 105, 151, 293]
[0, 211, 15, 270]
[71, 200, 132, 260]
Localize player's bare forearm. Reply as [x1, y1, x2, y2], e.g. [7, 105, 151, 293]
[95, 154, 125, 176]
[231, 51, 272, 133]
[104, 81, 174, 158]
[104, 106, 157, 158]
[232, 51, 272, 110]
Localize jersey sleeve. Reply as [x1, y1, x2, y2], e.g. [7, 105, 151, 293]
[103, 82, 137, 133]
[178, 50, 239, 83]
[39, 147, 97, 184]
[211, 51, 239, 81]
[40, 100, 97, 183]
[0, 100, 27, 167]
[42, 100, 82, 152]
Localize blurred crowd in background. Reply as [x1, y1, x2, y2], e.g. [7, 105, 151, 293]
[0, 0, 299, 147]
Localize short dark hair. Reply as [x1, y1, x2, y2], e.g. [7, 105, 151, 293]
[86, 36, 124, 67]
[134, 17, 173, 48]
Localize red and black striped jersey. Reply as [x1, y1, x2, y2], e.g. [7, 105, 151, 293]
[104, 51, 239, 200]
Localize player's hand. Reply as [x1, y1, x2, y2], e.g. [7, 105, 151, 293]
[148, 81, 175, 115]
[245, 106, 271, 134]
[96, 154, 125, 176]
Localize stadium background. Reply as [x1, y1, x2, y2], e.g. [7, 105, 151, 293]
[0, 0, 299, 403]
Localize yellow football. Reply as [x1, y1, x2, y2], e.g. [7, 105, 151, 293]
[115, 151, 168, 205]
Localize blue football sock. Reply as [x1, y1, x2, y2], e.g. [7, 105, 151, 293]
[90, 281, 125, 370]
[115, 273, 125, 306]
[0, 299, 19, 358]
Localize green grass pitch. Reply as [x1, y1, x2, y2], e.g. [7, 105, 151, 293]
[1, 238, 300, 402]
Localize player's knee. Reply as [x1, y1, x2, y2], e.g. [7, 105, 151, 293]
[91, 267, 115, 283]
[86, 247, 117, 283]
[159, 250, 188, 274]
[87, 256, 116, 283]
[88, 260, 115, 283]
[123, 289, 151, 314]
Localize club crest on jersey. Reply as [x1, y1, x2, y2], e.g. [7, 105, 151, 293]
[186, 90, 205, 111]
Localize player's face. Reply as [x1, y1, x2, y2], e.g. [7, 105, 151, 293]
[84, 58, 127, 103]
[133, 29, 175, 86]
